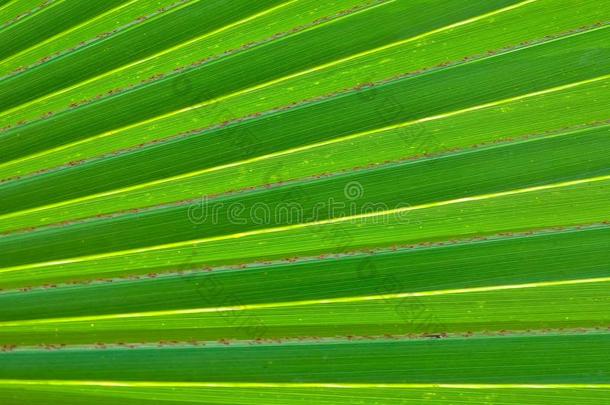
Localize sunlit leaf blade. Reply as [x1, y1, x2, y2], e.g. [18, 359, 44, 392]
[0, 0, 609, 403]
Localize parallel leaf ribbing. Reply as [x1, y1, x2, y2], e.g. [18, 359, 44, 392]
[1, 0, 609, 403]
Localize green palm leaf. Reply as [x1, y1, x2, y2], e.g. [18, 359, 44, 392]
[0, 0, 609, 403]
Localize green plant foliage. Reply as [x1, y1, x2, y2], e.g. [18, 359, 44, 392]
[0, 0, 609, 403]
